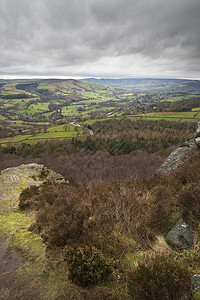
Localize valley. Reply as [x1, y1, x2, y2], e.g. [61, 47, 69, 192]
[0, 78, 200, 145]
[0, 78, 200, 299]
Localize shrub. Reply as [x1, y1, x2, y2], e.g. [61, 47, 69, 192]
[178, 242, 200, 271]
[19, 185, 40, 210]
[19, 182, 90, 247]
[177, 183, 200, 228]
[127, 252, 193, 300]
[64, 245, 113, 287]
[80, 286, 117, 300]
[37, 196, 90, 247]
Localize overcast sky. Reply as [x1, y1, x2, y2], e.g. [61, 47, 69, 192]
[0, 0, 200, 79]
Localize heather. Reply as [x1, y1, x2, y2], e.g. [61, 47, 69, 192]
[0, 119, 199, 299]
[17, 150, 200, 299]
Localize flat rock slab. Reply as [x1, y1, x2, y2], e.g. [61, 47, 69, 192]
[0, 235, 24, 273]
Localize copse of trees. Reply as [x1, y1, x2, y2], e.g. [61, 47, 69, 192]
[71, 135, 183, 155]
[148, 97, 200, 112]
[0, 119, 196, 183]
[1, 94, 31, 99]
[0, 125, 15, 138]
[91, 118, 196, 134]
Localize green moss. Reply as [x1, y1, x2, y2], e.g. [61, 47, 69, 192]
[15, 183, 29, 192]
[1, 198, 13, 206]
[41, 265, 81, 300]
[0, 211, 45, 262]
[124, 251, 146, 267]
[31, 175, 40, 181]
[178, 243, 200, 273]
[0, 210, 82, 298]
[194, 290, 200, 299]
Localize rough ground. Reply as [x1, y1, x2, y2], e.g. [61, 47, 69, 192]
[0, 163, 65, 300]
[0, 163, 64, 213]
[0, 235, 44, 300]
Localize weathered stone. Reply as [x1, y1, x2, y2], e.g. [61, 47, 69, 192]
[194, 121, 200, 138]
[183, 139, 198, 148]
[156, 147, 192, 175]
[195, 137, 200, 148]
[192, 274, 200, 294]
[166, 220, 194, 250]
[0, 163, 65, 213]
[157, 119, 200, 175]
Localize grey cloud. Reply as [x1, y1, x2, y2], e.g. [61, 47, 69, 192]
[0, 0, 199, 78]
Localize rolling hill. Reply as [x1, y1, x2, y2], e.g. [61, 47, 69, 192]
[82, 78, 200, 92]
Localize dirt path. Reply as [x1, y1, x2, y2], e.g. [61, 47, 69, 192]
[0, 235, 43, 300]
[0, 164, 62, 300]
[0, 164, 67, 300]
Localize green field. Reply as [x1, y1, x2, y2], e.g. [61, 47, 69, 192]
[29, 130, 85, 140]
[192, 107, 200, 111]
[0, 135, 32, 144]
[0, 79, 200, 146]
[164, 94, 200, 102]
[0, 110, 199, 145]
[0, 124, 88, 144]
[83, 112, 199, 127]
[0, 79, 129, 121]
[131, 111, 200, 122]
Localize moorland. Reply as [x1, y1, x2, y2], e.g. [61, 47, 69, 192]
[0, 78, 200, 299]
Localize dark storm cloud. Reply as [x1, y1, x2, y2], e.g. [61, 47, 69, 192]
[0, 0, 200, 78]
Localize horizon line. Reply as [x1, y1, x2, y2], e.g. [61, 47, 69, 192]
[0, 75, 200, 81]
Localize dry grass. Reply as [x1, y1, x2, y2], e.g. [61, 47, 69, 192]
[15, 150, 200, 297]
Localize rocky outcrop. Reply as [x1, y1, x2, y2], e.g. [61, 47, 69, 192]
[192, 274, 200, 294]
[156, 147, 193, 174]
[0, 163, 65, 213]
[166, 220, 194, 250]
[157, 121, 200, 174]
[194, 120, 200, 138]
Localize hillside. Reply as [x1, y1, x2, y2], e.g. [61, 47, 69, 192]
[1, 78, 200, 298]
[0, 119, 200, 299]
[0, 128, 200, 299]
[0, 78, 200, 146]
[1, 78, 200, 126]
[0, 79, 131, 123]
[82, 78, 200, 92]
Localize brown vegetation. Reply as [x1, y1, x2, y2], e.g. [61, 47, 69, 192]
[19, 151, 200, 252]
[0, 119, 195, 183]
[17, 150, 200, 298]
[2, 119, 200, 298]
[128, 252, 193, 300]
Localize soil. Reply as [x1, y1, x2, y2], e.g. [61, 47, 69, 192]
[0, 164, 52, 299]
[0, 234, 44, 300]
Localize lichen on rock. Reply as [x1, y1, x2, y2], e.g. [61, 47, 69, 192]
[166, 220, 194, 250]
[156, 147, 193, 175]
[157, 120, 200, 175]
[0, 163, 65, 213]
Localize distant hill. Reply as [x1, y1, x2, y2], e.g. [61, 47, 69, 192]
[0, 78, 126, 123]
[81, 78, 200, 92]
